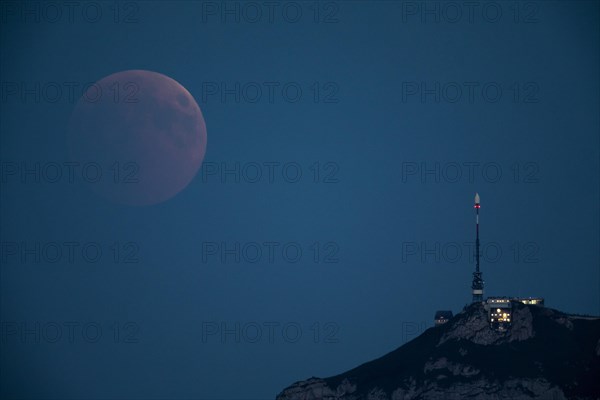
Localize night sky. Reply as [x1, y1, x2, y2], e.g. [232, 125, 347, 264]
[1, 1, 599, 399]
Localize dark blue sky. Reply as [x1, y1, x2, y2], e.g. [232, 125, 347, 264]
[1, 1, 599, 398]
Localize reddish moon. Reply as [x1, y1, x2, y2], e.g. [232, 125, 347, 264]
[67, 70, 207, 206]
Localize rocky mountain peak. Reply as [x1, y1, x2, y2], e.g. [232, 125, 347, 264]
[276, 303, 600, 400]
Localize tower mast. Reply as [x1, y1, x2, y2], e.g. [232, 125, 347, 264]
[472, 193, 484, 303]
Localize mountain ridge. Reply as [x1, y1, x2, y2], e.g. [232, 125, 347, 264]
[276, 302, 600, 400]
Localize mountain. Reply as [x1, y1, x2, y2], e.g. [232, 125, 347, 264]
[276, 302, 600, 400]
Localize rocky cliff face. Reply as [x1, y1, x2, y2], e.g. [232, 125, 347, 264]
[276, 303, 600, 400]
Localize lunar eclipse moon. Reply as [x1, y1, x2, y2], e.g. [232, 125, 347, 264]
[67, 70, 207, 206]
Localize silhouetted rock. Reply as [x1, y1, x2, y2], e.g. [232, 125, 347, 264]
[276, 302, 600, 400]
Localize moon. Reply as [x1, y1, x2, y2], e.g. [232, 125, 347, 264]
[67, 70, 207, 206]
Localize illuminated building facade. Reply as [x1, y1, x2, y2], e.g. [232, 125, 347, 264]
[486, 297, 545, 331]
[517, 297, 545, 306]
[486, 298, 512, 331]
[434, 310, 453, 326]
